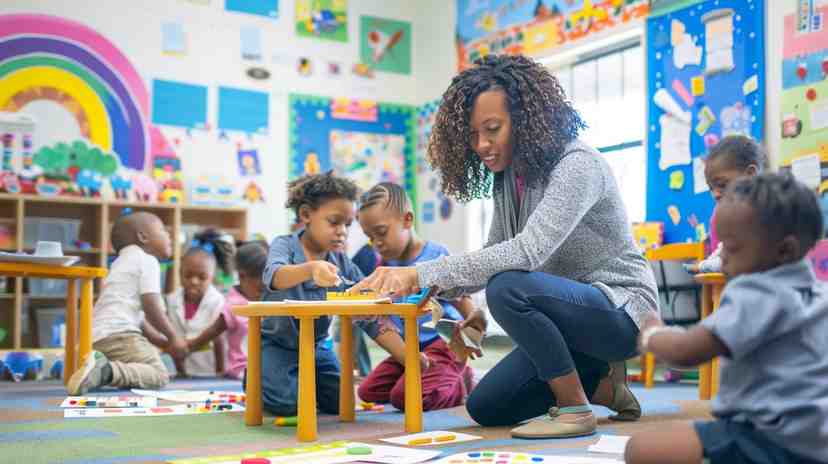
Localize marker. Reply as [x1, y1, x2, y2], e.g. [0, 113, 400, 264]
[407, 437, 433, 446]
[274, 416, 298, 426]
[434, 434, 456, 443]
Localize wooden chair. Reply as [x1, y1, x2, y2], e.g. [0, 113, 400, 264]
[641, 243, 705, 389]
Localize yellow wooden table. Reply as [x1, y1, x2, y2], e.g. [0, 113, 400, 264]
[0, 262, 107, 384]
[232, 301, 424, 442]
[695, 272, 726, 400]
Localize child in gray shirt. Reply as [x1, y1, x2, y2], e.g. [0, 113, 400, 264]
[626, 173, 828, 464]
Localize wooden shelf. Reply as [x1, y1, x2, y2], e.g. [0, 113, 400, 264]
[0, 193, 248, 349]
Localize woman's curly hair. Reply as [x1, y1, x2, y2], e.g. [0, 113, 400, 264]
[285, 170, 358, 222]
[428, 54, 586, 202]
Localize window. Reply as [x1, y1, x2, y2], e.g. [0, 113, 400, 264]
[467, 42, 647, 252]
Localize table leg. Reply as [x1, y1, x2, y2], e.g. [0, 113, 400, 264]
[298, 316, 318, 442]
[245, 316, 262, 426]
[710, 284, 724, 398]
[403, 315, 423, 433]
[699, 284, 712, 400]
[64, 278, 78, 384]
[338, 315, 355, 422]
[644, 352, 656, 389]
[79, 279, 93, 368]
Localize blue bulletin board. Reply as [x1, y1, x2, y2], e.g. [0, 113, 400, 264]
[288, 94, 417, 208]
[646, 0, 765, 243]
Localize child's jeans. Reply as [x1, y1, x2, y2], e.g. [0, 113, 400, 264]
[260, 337, 340, 417]
[93, 332, 170, 389]
[358, 338, 467, 412]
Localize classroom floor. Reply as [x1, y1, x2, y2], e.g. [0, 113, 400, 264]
[1, 340, 713, 464]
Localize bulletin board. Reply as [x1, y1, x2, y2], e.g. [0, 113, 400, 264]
[288, 94, 416, 208]
[645, 0, 765, 244]
[778, 0, 828, 191]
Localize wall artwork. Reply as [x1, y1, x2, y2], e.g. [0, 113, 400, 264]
[645, 0, 765, 243]
[0, 14, 183, 201]
[289, 94, 416, 209]
[225, 0, 278, 19]
[455, 0, 649, 70]
[779, 0, 828, 191]
[296, 0, 348, 42]
[360, 16, 412, 75]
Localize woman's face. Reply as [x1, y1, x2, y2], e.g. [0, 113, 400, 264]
[470, 89, 513, 173]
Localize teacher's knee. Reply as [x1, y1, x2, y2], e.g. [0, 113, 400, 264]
[486, 271, 527, 318]
[465, 388, 501, 427]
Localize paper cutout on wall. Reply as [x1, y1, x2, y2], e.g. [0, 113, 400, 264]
[702, 9, 735, 75]
[242, 180, 264, 203]
[791, 153, 821, 189]
[352, 63, 375, 78]
[672, 79, 694, 106]
[152, 79, 208, 129]
[720, 102, 751, 137]
[360, 16, 412, 75]
[455, 0, 649, 70]
[439, 195, 453, 220]
[240, 26, 262, 61]
[295, 0, 348, 42]
[162, 22, 186, 55]
[226, 0, 278, 18]
[327, 61, 341, 76]
[693, 156, 708, 194]
[298, 57, 313, 76]
[659, 114, 691, 170]
[669, 170, 684, 190]
[671, 19, 702, 69]
[811, 100, 828, 131]
[653, 88, 690, 124]
[237, 149, 261, 176]
[691, 75, 705, 96]
[329, 130, 406, 192]
[218, 86, 268, 134]
[743, 74, 758, 96]
[0, 14, 156, 170]
[330, 98, 378, 122]
[632, 222, 664, 251]
[695, 106, 716, 136]
[667, 205, 681, 225]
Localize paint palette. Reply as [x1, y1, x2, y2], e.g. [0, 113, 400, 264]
[432, 452, 623, 464]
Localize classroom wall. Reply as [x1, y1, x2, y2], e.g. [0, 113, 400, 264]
[0, 0, 426, 243]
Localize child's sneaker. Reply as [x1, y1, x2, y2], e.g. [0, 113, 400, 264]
[67, 351, 110, 395]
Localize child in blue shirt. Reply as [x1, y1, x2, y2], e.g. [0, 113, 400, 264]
[259, 172, 366, 416]
[627, 173, 828, 464]
[356, 182, 482, 411]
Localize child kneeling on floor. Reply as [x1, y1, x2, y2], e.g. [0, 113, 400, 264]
[356, 182, 480, 411]
[68, 211, 188, 394]
[257, 172, 377, 416]
[626, 173, 828, 464]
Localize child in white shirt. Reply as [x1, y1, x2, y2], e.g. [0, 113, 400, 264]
[67, 212, 188, 394]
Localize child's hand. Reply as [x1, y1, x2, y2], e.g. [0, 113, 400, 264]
[683, 262, 701, 274]
[310, 260, 340, 287]
[169, 337, 189, 360]
[459, 308, 488, 335]
[637, 313, 664, 353]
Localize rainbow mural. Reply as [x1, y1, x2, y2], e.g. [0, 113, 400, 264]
[0, 14, 151, 170]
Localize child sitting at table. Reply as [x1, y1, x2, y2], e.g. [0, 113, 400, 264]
[356, 182, 480, 411]
[68, 211, 187, 394]
[258, 172, 373, 416]
[626, 173, 828, 464]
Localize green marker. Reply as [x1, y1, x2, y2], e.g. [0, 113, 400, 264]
[346, 446, 373, 455]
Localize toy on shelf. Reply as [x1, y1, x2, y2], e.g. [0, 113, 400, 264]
[632, 222, 665, 252]
[1, 352, 43, 382]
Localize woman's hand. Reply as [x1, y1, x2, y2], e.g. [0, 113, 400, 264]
[637, 312, 665, 353]
[348, 266, 420, 297]
[459, 308, 488, 334]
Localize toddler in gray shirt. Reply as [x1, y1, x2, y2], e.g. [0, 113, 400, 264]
[626, 173, 828, 464]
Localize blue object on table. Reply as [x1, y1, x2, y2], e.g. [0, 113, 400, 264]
[50, 359, 63, 380]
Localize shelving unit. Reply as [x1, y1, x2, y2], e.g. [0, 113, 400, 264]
[0, 193, 248, 349]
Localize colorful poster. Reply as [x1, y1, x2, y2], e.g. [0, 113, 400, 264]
[225, 0, 278, 18]
[218, 86, 269, 134]
[360, 16, 412, 75]
[295, 0, 348, 42]
[152, 79, 208, 129]
[330, 130, 406, 192]
[779, 0, 828, 180]
[455, 0, 649, 70]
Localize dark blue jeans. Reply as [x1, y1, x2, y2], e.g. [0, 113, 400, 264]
[467, 271, 639, 426]
[260, 337, 340, 416]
